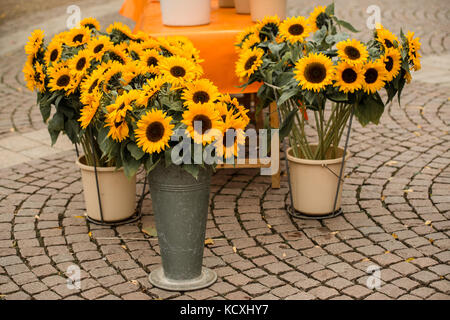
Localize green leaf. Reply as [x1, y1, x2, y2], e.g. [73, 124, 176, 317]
[39, 102, 51, 123]
[279, 107, 298, 140]
[122, 154, 141, 178]
[277, 89, 298, 106]
[325, 3, 335, 16]
[144, 156, 160, 173]
[47, 112, 65, 145]
[64, 119, 79, 144]
[127, 143, 145, 160]
[355, 94, 385, 126]
[335, 18, 359, 33]
[182, 164, 199, 179]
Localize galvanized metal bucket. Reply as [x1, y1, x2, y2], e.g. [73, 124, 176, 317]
[147, 164, 217, 291]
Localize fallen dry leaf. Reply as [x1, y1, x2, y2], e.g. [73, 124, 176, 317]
[362, 258, 370, 262]
[232, 246, 237, 253]
[121, 245, 127, 250]
[267, 224, 272, 229]
[88, 232, 92, 238]
[385, 251, 390, 254]
[392, 233, 398, 240]
[406, 257, 415, 263]
[130, 280, 138, 286]
[385, 160, 398, 166]
[142, 226, 157, 237]
[34, 215, 40, 220]
[74, 216, 86, 219]
[403, 189, 414, 193]
[204, 238, 214, 246]
[424, 220, 432, 225]
[381, 196, 386, 201]
[429, 238, 434, 244]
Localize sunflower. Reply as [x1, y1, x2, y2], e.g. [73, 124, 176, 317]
[44, 38, 63, 66]
[103, 61, 125, 91]
[375, 25, 399, 50]
[25, 29, 45, 58]
[106, 22, 134, 39]
[137, 77, 165, 106]
[105, 92, 134, 115]
[69, 49, 92, 75]
[81, 69, 102, 100]
[361, 60, 387, 94]
[218, 94, 250, 125]
[336, 39, 368, 66]
[106, 45, 130, 65]
[256, 16, 280, 41]
[405, 31, 421, 71]
[235, 25, 258, 48]
[159, 56, 203, 88]
[333, 62, 364, 93]
[122, 60, 148, 84]
[34, 62, 46, 92]
[130, 31, 150, 43]
[135, 109, 174, 154]
[235, 47, 264, 81]
[66, 72, 83, 95]
[141, 38, 161, 51]
[308, 6, 327, 32]
[294, 53, 335, 92]
[79, 93, 100, 129]
[86, 36, 113, 61]
[240, 34, 260, 52]
[23, 60, 37, 91]
[279, 16, 311, 43]
[48, 64, 72, 92]
[141, 49, 162, 73]
[182, 79, 220, 108]
[182, 104, 223, 145]
[80, 17, 100, 31]
[382, 47, 401, 81]
[104, 116, 129, 142]
[65, 26, 91, 47]
[127, 41, 145, 60]
[216, 117, 247, 159]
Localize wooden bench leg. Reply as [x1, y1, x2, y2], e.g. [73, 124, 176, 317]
[269, 101, 280, 189]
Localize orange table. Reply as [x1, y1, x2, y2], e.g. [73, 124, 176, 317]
[119, 0, 260, 94]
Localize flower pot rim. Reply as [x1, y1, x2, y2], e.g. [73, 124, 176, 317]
[286, 146, 351, 166]
[76, 155, 124, 173]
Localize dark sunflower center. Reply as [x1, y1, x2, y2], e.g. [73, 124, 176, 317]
[147, 57, 158, 67]
[146, 121, 165, 142]
[88, 78, 99, 93]
[385, 56, 394, 72]
[50, 49, 59, 62]
[73, 34, 84, 43]
[93, 44, 104, 53]
[384, 39, 393, 48]
[223, 129, 236, 148]
[344, 46, 361, 60]
[76, 57, 86, 71]
[193, 91, 210, 104]
[56, 74, 70, 87]
[193, 115, 212, 134]
[170, 66, 186, 77]
[364, 68, 378, 84]
[288, 24, 304, 36]
[245, 56, 257, 70]
[342, 68, 357, 83]
[304, 62, 327, 83]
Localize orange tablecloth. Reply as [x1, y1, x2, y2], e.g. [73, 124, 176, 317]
[119, 0, 260, 94]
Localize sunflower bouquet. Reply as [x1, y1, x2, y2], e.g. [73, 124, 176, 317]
[234, 4, 421, 160]
[24, 19, 250, 176]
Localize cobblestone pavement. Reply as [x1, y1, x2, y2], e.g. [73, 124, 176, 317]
[0, 0, 449, 300]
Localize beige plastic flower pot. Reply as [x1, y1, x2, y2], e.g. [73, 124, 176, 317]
[235, 0, 250, 14]
[250, 0, 286, 21]
[219, 0, 235, 8]
[286, 146, 350, 216]
[76, 156, 136, 222]
[160, 0, 211, 26]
